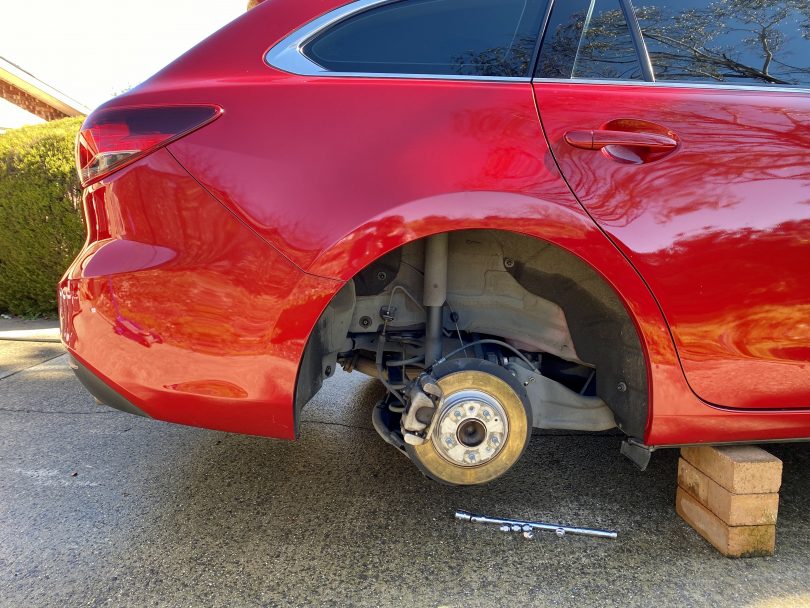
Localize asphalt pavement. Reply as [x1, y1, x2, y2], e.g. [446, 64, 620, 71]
[0, 323, 808, 607]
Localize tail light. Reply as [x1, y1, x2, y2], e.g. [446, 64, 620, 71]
[76, 105, 222, 186]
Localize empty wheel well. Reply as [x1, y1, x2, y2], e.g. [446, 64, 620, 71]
[295, 229, 648, 437]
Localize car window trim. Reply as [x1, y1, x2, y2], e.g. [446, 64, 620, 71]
[620, 0, 654, 82]
[265, 0, 551, 82]
[532, 76, 810, 94]
[527, 0, 555, 77]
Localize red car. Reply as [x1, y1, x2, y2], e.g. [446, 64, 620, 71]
[61, 0, 810, 484]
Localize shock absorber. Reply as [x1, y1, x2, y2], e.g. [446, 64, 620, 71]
[423, 233, 448, 366]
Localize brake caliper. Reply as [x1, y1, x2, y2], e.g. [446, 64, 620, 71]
[400, 373, 443, 446]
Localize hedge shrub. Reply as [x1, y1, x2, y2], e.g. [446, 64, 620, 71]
[0, 117, 85, 316]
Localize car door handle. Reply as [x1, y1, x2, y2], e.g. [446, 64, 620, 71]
[564, 129, 677, 151]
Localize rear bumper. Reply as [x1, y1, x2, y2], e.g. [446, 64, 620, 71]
[68, 355, 149, 418]
[59, 149, 341, 439]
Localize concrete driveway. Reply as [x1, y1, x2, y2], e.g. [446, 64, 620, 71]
[0, 327, 808, 607]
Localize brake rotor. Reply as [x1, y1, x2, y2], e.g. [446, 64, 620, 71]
[406, 359, 531, 485]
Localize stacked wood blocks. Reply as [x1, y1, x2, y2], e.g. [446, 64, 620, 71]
[676, 445, 782, 558]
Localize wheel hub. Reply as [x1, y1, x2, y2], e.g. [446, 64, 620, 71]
[432, 389, 509, 467]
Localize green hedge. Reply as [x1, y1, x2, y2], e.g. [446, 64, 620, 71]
[0, 117, 85, 316]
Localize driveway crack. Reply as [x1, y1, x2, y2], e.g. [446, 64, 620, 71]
[300, 419, 374, 431]
[0, 407, 119, 415]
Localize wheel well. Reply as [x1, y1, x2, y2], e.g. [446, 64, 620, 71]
[295, 229, 648, 438]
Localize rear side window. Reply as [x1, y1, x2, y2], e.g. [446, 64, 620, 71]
[303, 0, 548, 77]
[535, 0, 644, 80]
[634, 0, 810, 87]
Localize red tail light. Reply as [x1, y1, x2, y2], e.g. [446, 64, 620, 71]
[76, 105, 222, 186]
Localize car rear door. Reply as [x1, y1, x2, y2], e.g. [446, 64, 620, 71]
[532, 0, 810, 409]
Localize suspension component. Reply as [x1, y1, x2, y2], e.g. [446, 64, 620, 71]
[423, 233, 448, 366]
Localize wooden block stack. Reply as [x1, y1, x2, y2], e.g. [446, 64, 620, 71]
[676, 445, 782, 558]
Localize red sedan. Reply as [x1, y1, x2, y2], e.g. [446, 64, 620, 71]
[61, 0, 810, 484]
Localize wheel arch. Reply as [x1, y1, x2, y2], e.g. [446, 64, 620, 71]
[295, 192, 685, 442]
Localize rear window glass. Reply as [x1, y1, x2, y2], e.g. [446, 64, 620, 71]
[303, 0, 548, 78]
[634, 0, 810, 87]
